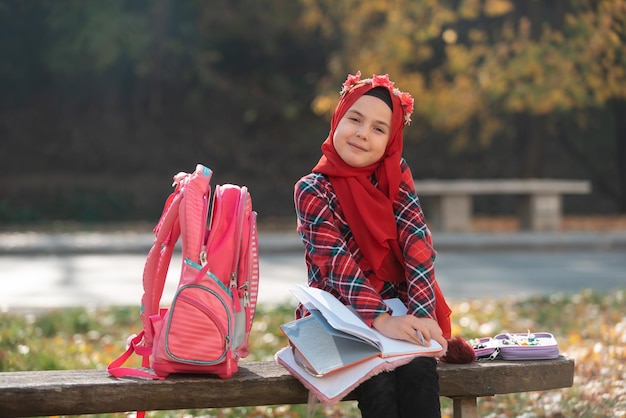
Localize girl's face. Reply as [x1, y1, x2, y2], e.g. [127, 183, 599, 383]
[332, 94, 392, 168]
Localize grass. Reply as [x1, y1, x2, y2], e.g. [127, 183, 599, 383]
[1, 288, 625, 417]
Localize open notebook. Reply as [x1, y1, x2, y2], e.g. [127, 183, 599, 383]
[275, 285, 443, 404]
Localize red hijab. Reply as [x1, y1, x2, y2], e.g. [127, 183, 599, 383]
[313, 73, 414, 286]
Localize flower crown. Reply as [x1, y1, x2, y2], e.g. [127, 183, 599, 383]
[340, 71, 414, 125]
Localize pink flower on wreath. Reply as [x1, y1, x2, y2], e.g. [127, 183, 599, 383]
[395, 89, 414, 125]
[371, 74, 395, 90]
[340, 71, 363, 96]
[339, 71, 414, 125]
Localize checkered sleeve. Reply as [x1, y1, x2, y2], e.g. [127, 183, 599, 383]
[294, 173, 390, 326]
[395, 160, 438, 319]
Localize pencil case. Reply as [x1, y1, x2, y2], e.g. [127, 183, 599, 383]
[471, 332, 560, 360]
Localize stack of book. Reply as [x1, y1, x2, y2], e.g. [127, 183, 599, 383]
[275, 285, 443, 404]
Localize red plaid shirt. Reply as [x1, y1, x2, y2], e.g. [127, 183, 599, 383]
[295, 159, 438, 327]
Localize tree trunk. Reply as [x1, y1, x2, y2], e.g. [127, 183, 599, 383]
[611, 99, 626, 212]
[148, 0, 170, 116]
[516, 113, 544, 178]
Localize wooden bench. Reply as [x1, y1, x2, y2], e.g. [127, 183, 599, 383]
[0, 357, 574, 418]
[414, 179, 591, 232]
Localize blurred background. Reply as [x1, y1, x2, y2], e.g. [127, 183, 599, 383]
[2, 5, 624, 415]
[1, 0, 625, 228]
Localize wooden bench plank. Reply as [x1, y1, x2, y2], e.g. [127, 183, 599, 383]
[0, 357, 574, 417]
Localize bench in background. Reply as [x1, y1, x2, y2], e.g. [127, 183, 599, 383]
[0, 357, 575, 418]
[414, 179, 591, 232]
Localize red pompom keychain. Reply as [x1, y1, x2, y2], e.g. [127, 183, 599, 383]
[440, 336, 476, 364]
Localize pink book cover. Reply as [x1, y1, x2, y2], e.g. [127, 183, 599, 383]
[275, 346, 419, 405]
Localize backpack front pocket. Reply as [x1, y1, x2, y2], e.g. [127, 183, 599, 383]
[163, 284, 232, 365]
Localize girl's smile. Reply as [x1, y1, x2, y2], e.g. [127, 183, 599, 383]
[347, 141, 367, 152]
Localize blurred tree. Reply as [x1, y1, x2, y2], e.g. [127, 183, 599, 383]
[0, 0, 333, 222]
[0, 0, 623, 222]
[43, 0, 202, 117]
[303, 0, 626, 211]
[40, 0, 329, 133]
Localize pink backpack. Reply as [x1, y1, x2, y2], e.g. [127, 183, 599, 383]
[108, 164, 259, 379]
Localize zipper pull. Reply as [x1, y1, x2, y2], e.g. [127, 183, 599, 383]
[199, 251, 207, 267]
[489, 346, 501, 360]
[240, 283, 250, 307]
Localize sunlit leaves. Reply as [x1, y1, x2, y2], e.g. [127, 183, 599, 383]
[303, 0, 626, 151]
[484, 0, 515, 18]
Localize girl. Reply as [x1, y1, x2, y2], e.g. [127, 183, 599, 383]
[294, 72, 452, 418]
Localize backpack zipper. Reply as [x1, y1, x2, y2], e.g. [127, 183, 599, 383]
[229, 187, 247, 295]
[199, 185, 214, 267]
[242, 211, 258, 309]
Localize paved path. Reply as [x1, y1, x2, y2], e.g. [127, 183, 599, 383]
[1, 231, 625, 311]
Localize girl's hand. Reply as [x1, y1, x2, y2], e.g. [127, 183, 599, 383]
[372, 313, 448, 354]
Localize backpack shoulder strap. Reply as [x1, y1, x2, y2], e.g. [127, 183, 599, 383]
[140, 165, 212, 347]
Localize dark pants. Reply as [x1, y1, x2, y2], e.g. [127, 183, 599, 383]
[354, 357, 441, 418]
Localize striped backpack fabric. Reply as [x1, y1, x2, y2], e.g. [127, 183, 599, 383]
[108, 164, 259, 379]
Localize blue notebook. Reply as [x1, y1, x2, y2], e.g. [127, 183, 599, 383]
[281, 310, 381, 376]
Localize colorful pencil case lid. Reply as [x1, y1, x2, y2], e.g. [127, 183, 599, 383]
[471, 332, 560, 360]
